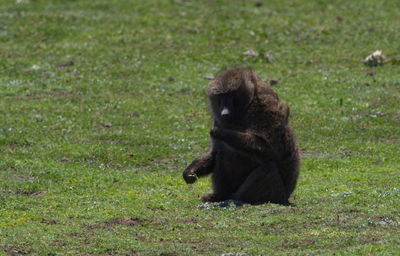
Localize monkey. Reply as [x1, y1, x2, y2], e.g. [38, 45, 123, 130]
[182, 67, 299, 205]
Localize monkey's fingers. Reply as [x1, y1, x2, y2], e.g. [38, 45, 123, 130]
[210, 127, 230, 142]
[183, 171, 198, 184]
[210, 127, 223, 139]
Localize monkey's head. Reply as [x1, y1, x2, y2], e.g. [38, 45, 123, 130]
[207, 68, 256, 126]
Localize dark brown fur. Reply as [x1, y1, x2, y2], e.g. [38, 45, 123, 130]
[183, 68, 299, 205]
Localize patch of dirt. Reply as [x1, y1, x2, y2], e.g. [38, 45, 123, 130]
[368, 216, 398, 227]
[59, 157, 72, 162]
[5, 245, 32, 256]
[122, 252, 141, 256]
[24, 90, 80, 99]
[159, 253, 178, 256]
[6, 140, 32, 148]
[336, 15, 344, 22]
[126, 152, 135, 157]
[40, 219, 58, 225]
[338, 148, 353, 157]
[180, 218, 198, 224]
[145, 155, 181, 168]
[12, 175, 35, 181]
[282, 239, 316, 249]
[373, 160, 383, 165]
[100, 123, 112, 130]
[88, 217, 143, 231]
[336, 215, 350, 223]
[0, 50, 14, 57]
[14, 190, 41, 197]
[77, 137, 91, 142]
[337, 208, 361, 214]
[106, 217, 142, 227]
[366, 71, 376, 76]
[56, 60, 74, 68]
[380, 136, 399, 145]
[129, 112, 140, 118]
[52, 239, 67, 247]
[68, 232, 86, 238]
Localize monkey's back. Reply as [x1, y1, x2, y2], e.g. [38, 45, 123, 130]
[278, 125, 300, 197]
[245, 86, 300, 198]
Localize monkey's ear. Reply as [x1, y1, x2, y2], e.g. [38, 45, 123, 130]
[276, 102, 290, 125]
[207, 81, 219, 96]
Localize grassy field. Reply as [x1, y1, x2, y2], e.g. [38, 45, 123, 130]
[1, 0, 399, 255]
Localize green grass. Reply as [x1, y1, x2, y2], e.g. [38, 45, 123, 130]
[0, 0, 399, 255]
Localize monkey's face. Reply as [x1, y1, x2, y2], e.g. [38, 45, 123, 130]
[208, 68, 256, 126]
[210, 85, 253, 126]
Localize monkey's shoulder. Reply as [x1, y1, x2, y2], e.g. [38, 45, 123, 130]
[253, 91, 289, 114]
[246, 93, 290, 129]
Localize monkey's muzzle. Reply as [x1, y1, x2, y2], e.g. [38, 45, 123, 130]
[221, 108, 230, 117]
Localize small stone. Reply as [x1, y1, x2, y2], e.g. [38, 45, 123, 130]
[263, 52, 274, 63]
[269, 79, 279, 86]
[243, 49, 258, 58]
[364, 50, 386, 67]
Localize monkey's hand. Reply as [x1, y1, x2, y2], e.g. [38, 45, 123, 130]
[209, 127, 230, 141]
[183, 164, 199, 184]
[210, 127, 277, 160]
[183, 152, 215, 184]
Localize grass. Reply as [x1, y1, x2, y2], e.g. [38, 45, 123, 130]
[0, 0, 399, 255]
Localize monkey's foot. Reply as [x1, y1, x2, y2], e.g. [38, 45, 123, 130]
[217, 199, 244, 207]
[201, 193, 226, 202]
[198, 199, 244, 209]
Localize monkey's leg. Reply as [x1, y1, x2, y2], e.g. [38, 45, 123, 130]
[232, 162, 289, 205]
[183, 151, 215, 184]
[201, 169, 234, 203]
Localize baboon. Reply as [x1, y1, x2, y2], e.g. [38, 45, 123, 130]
[183, 68, 299, 205]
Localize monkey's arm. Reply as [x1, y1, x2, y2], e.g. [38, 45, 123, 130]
[183, 151, 215, 184]
[210, 127, 280, 161]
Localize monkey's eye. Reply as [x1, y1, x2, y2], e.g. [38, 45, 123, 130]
[218, 97, 223, 106]
[232, 98, 239, 107]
